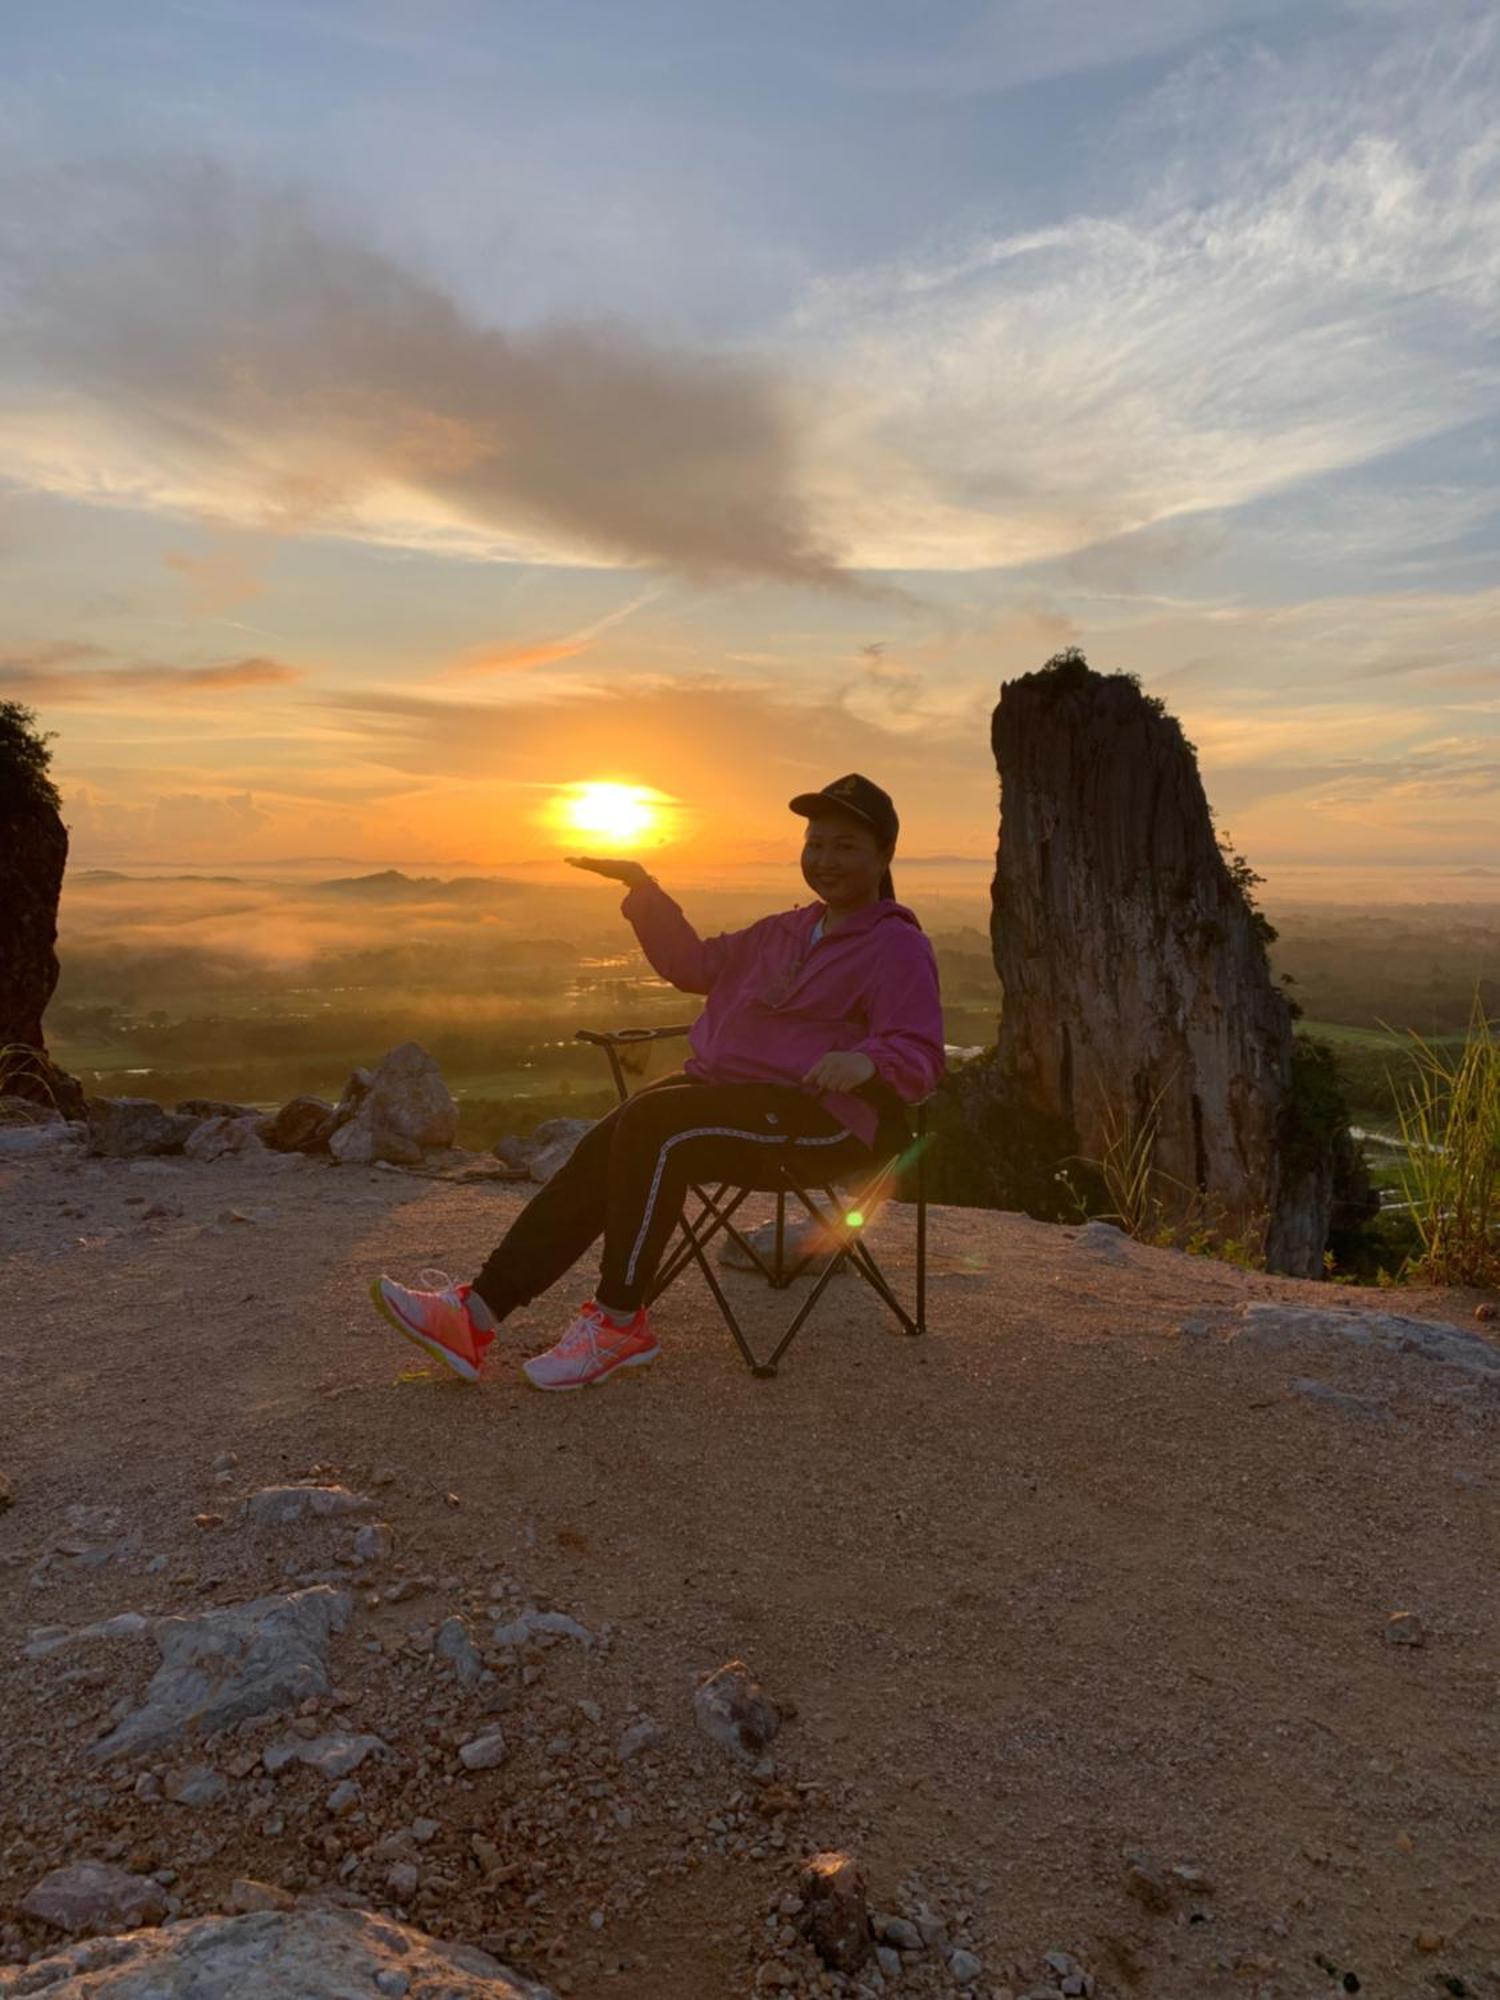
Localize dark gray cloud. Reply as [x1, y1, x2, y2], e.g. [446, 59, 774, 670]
[1, 162, 844, 589]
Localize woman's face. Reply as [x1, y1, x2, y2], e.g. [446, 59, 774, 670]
[800, 811, 891, 907]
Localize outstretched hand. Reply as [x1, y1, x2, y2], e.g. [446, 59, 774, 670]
[802, 1050, 877, 1094]
[566, 855, 651, 889]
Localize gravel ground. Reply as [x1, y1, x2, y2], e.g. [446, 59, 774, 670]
[2, 1144, 1498, 2000]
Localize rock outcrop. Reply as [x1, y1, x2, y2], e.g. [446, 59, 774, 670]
[956, 651, 1352, 1275]
[0, 711, 82, 1118]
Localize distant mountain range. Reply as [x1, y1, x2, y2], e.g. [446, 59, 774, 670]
[310, 869, 523, 903]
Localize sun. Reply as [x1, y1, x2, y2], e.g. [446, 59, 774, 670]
[548, 781, 666, 848]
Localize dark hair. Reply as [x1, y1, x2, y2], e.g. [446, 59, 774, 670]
[878, 865, 894, 900]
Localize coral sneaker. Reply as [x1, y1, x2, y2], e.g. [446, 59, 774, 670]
[370, 1268, 493, 1382]
[522, 1301, 659, 1392]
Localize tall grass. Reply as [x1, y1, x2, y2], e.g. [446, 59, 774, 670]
[1057, 1064, 1266, 1268]
[1386, 987, 1499, 1288]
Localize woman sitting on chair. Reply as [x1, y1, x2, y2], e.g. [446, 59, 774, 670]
[370, 773, 945, 1390]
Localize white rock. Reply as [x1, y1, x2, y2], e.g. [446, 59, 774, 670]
[0, 1906, 553, 1995]
[263, 1731, 387, 1778]
[491, 1608, 594, 1650]
[89, 1587, 351, 1761]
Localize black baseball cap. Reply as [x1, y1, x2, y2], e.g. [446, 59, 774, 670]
[788, 773, 899, 846]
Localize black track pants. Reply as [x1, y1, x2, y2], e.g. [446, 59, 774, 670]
[470, 1073, 876, 1319]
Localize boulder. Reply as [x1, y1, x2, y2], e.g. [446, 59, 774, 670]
[263, 1095, 337, 1153]
[184, 1114, 267, 1162]
[694, 1658, 780, 1765]
[89, 1586, 351, 1761]
[20, 1862, 167, 1936]
[175, 1098, 258, 1120]
[86, 1098, 198, 1158]
[0, 1906, 554, 1997]
[328, 1043, 458, 1166]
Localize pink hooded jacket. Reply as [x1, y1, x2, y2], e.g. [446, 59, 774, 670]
[620, 877, 946, 1150]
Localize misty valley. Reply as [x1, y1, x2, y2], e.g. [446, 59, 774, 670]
[43, 870, 1496, 1176]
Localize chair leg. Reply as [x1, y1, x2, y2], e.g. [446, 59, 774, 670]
[670, 1198, 776, 1376]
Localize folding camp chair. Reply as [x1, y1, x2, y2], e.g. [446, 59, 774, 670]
[575, 1025, 929, 1377]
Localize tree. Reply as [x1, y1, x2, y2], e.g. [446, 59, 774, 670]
[0, 702, 62, 815]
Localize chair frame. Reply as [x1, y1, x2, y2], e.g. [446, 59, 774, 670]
[575, 1025, 928, 1377]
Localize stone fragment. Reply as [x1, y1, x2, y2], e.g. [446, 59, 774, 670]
[227, 1878, 296, 1913]
[244, 1484, 371, 1527]
[458, 1729, 509, 1771]
[328, 1042, 458, 1166]
[89, 1587, 351, 1761]
[1072, 1219, 1129, 1264]
[950, 1948, 984, 1986]
[86, 1098, 197, 1158]
[263, 1731, 387, 1778]
[163, 1764, 227, 1807]
[491, 1608, 595, 1649]
[694, 1659, 780, 1765]
[326, 1780, 361, 1816]
[798, 1851, 871, 1973]
[436, 1615, 483, 1687]
[1123, 1856, 1172, 1911]
[617, 1716, 663, 1762]
[353, 1521, 393, 1564]
[21, 1862, 167, 1935]
[386, 1862, 420, 1899]
[1385, 1610, 1427, 1647]
[875, 1916, 923, 1952]
[1, 1907, 551, 1996]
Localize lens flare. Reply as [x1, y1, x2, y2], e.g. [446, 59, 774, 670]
[844, 1210, 864, 1229]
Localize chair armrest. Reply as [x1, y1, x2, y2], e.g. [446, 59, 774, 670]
[574, 1026, 694, 1047]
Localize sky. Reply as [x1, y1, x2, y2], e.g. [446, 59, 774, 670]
[2, 0, 1498, 899]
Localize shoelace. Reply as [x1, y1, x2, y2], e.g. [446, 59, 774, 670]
[416, 1267, 460, 1299]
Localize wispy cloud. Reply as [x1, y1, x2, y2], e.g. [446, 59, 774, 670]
[797, 9, 1500, 568]
[445, 587, 664, 680]
[1, 646, 302, 702]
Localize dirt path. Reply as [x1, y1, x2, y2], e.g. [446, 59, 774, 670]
[2, 1144, 1497, 1999]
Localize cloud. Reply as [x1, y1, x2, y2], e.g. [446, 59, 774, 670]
[445, 587, 664, 680]
[1, 648, 303, 703]
[795, 8, 1500, 568]
[845, 0, 1298, 97]
[0, 162, 845, 589]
